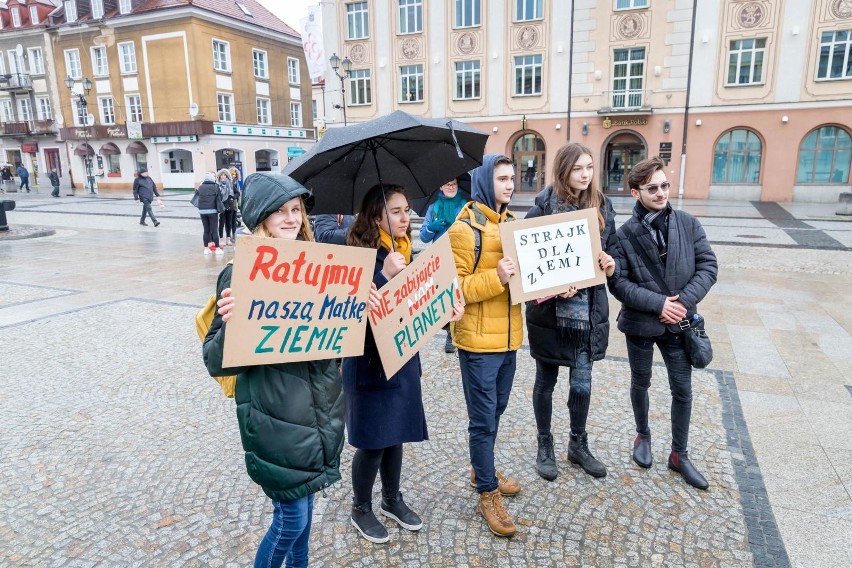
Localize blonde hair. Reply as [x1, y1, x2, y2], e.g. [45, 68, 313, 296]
[252, 196, 314, 241]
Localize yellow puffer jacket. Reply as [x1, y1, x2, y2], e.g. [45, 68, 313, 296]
[448, 202, 523, 353]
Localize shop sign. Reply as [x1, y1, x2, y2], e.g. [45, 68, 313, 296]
[287, 147, 306, 159]
[150, 135, 197, 143]
[213, 123, 309, 139]
[602, 116, 649, 129]
[127, 122, 143, 140]
[22, 143, 38, 152]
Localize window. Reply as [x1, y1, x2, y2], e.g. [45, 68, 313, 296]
[290, 102, 302, 127]
[29, 6, 39, 24]
[119, 0, 132, 14]
[455, 60, 481, 99]
[118, 42, 137, 73]
[27, 48, 44, 75]
[98, 97, 115, 124]
[253, 49, 268, 79]
[346, 2, 369, 39]
[256, 98, 270, 124]
[107, 154, 121, 175]
[399, 0, 422, 34]
[399, 64, 424, 102]
[237, 2, 253, 16]
[514, 55, 542, 95]
[0, 100, 13, 122]
[17, 98, 32, 121]
[0, 55, 5, 75]
[612, 47, 645, 108]
[212, 40, 231, 72]
[65, 49, 82, 79]
[712, 129, 762, 184]
[727, 38, 766, 85]
[287, 57, 300, 85]
[91, 46, 109, 77]
[797, 126, 852, 184]
[616, 0, 648, 9]
[74, 100, 87, 126]
[817, 31, 852, 80]
[91, 0, 104, 19]
[312, 99, 318, 121]
[217, 93, 234, 122]
[64, 1, 77, 22]
[515, 0, 542, 21]
[37, 97, 52, 120]
[11, 8, 21, 27]
[126, 94, 143, 122]
[455, 0, 480, 27]
[349, 69, 372, 105]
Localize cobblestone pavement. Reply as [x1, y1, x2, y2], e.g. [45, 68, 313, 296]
[1, 195, 850, 567]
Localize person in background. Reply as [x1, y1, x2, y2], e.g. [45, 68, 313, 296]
[16, 163, 30, 193]
[132, 167, 161, 227]
[312, 214, 355, 245]
[194, 172, 222, 255]
[524, 142, 616, 482]
[216, 169, 237, 246]
[203, 172, 345, 568]
[419, 177, 467, 353]
[48, 169, 61, 198]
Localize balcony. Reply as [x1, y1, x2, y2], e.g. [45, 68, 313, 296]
[0, 73, 33, 92]
[0, 121, 30, 135]
[598, 89, 653, 114]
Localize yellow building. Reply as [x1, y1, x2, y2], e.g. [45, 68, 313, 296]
[51, 0, 314, 192]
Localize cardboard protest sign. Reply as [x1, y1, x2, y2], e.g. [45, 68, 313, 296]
[499, 208, 605, 304]
[369, 235, 462, 378]
[222, 236, 376, 367]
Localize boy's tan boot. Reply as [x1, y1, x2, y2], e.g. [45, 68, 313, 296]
[470, 468, 521, 496]
[479, 488, 516, 537]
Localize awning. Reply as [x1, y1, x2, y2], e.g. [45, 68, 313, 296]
[99, 143, 121, 156]
[126, 141, 148, 155]
[73, 143, 94, 156]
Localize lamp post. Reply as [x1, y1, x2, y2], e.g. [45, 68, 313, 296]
[329, 52, 352, 126]
[64, 75, 95, 195]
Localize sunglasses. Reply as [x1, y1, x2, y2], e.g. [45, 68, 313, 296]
[640, 181, 671, 195]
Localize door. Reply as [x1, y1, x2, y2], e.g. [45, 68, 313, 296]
[604, 142, 645, 194]
[45, 148, 62, 177]
[514, 151, 544, 194]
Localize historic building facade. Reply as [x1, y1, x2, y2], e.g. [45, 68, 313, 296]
[319, 0, 851, 203]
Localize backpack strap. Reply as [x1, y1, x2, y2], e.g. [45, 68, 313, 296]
[622, 224, 670, 296]
[459, 218, 482, 273]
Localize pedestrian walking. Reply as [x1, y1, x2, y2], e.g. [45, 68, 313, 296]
[343, 183, 464, 544]
[193, 172, 223, 255]
[16, 164, 30, 193]
[48, 169, 60, 197]
[203, 172, 345, 568]
[608, 155, 718, 490]
[132, 167, 161, 227]
[0, 166, 10, 193]
[447, 154, 523, 537]
[524, 143, 617, 482]
[216, 169, 237, 246]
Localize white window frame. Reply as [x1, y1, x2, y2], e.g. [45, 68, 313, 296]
[217, 92, 234, 122]
[126, 94, 143, 122]
[454, 0, 481, 28]
[253, 49, 269, 79]
[726, 38, 766, 86]
[399, 64, 424, 102]
[514, 54, 543, 96]
[290, 102, 303, 127]
[256, 97, 271, 125]
[27, 48, 45, 75]
[615, 0, 649, 9]
[611, 47, 645, 108]
[91, 0, 104, 19]
[312, 99, 318, 121]
[74, 100, 87, 126]
[36, 96, 52, 120]
[98, 97, 115, 125]
[454, 60, 481, 100]
[212, 39, 231, 73]
[64, 1, 77, 23]
[65, 49, 82, 80]
[0, 99, 14, 122]
[118, 42, 137, 74]
[0, 54, 5, 75]
[515, 0, 542, 22]
[11, 7, 21, 27]
[398, 0, 423, 35]
[119, 0, 132, 14]
[348, 69, 372, 105]
[17, 98, 33, 121]
[29, 5, 40, 24]
[91, 46, 109, 77]
[287, 57, 300, 85]
[346, 2, 369, 40]
[817, 30, 852, 81]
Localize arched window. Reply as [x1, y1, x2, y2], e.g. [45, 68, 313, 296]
[712, 129, 762, 184]
[796, 126, 852, 184]
[511, 132, 546, 193]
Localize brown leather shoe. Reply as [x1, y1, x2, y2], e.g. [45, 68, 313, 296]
[470, 468, 521, 496]
[479, 489, 516, 537]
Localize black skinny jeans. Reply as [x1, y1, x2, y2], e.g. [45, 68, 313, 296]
[218, 209, 236, 239]
[200, 213, 220, 247]
[532, 345, 593, 436]
[351, 444, 403, 505]
[625, 331, 693, 452]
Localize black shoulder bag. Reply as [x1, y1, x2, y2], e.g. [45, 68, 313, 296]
[622, 224, 713, 369]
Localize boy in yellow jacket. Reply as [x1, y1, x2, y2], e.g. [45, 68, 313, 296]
[448, 154, 523, 537]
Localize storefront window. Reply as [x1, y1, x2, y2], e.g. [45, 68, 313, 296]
[134, 153, 148, 174]
[712, 129, 762, 184]
[107, 154, 120, 174]
[796, 126, 851, 184]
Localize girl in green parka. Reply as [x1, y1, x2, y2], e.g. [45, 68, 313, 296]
[203, 172, 345, 568]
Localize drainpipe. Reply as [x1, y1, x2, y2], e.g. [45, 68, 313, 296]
[566, 0, 575, 141]
[678, 0, 698, 199]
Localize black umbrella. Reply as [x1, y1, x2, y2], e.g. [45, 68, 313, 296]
[409, 171, 472, 217]
[283, 111, 488, 215]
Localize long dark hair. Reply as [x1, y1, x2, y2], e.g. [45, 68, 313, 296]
[551, 142, 605, 233]
[346, 184, 410, 248]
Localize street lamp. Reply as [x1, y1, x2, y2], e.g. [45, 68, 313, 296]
[329, 52, 352, 126]
[65, 75, 95, 195]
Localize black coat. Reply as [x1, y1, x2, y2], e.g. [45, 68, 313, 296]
[132, 175, 159, 203]
[524, 187, 617, 366]
[195, 181, 220, 210]
[341, 246, 427, 450]
[608, 208, 718, 337]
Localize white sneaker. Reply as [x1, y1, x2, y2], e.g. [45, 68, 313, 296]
[215, 247, 224, 255]
[204, 248, 212, 255]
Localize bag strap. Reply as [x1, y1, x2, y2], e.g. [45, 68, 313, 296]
[459, 218, 482, 273]
[622, 224, 671, 296]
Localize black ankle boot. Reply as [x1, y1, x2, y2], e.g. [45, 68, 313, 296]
[536, 433, 558, 481]
[567, 432, 607, 478]
[444, 331, 456, 353]
[633, 433, 652, 468]
[668, 450, 709, 490]
[351, 502, 390, 543]
[380, 491, 422, 531]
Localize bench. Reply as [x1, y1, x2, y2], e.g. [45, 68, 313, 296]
[0, 199, 15, 232]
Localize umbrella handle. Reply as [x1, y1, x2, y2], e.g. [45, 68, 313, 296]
[371, 143, 396, 252]
[447, 121, 464, 159]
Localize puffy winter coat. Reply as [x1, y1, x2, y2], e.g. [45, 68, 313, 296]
[608, 209, 718, 337]
[524, 187, 617, 366]
[195, 180, 220, 211]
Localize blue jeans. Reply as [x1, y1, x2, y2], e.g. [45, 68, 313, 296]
[254, 494, 313, 568]
[625, 331, 693, 452]
[458, 349, 516, 493]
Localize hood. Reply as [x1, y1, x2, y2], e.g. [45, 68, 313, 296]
[240, 172, 312, 232]
[471, 153, 511, 214]
[216, 168, 231, 180]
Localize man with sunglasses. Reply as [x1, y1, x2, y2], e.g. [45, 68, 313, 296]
[608, 156, 718, 490]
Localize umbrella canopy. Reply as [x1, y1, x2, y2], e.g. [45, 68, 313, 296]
[283, 110, 488, 215]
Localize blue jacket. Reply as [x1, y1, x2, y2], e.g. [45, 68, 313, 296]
[16, 166, 28, 179]
[419, 193, 465, 243]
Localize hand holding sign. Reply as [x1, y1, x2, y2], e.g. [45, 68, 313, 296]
[496, 257, 516, 285]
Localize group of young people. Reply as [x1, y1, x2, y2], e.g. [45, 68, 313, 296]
[202, 141, 717, 567]
[193, 168, 242, 254]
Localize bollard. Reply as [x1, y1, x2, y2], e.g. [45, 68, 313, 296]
[0, 199, 15, 232]
[838, 192, 852, 216]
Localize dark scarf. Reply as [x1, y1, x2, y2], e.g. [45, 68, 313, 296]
[634, 200, 672, 264]
[548, 189, 591, 342]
